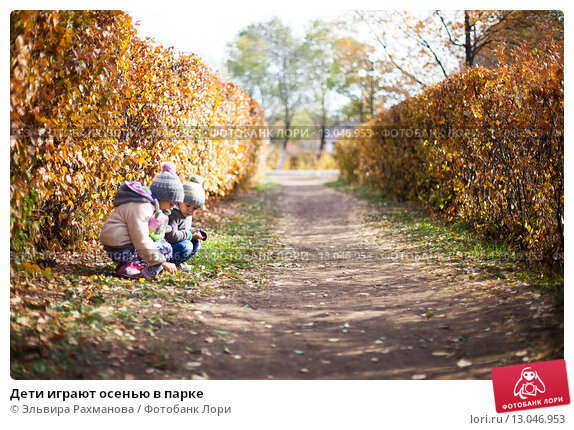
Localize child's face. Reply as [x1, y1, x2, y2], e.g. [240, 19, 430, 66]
[159, 200, 177, 210]
[179, 202, 201, 217]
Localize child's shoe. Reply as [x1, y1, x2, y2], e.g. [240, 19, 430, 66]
[117, 262, 142, 278]
[140, 264, 163, 280]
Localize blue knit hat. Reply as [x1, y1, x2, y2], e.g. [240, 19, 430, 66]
[150, 162, 184, 202]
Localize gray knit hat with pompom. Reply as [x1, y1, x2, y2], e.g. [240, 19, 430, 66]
[183, 175, 206, 208]
[150, 162, 184, 202]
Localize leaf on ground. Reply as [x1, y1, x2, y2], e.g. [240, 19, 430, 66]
[457, 358, 472, 368]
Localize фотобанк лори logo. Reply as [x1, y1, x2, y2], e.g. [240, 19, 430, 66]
[491, 359, 570, 413]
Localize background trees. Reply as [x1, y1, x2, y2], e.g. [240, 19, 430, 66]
[354, 10, 564, 94]
[227, 19, 307, 167]
[227, 16, 375, 165]
[225, 11, 563, 167]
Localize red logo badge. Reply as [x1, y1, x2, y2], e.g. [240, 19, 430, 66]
[491, 359, 570, 413]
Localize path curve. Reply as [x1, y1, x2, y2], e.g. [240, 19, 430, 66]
[167, 170, 560, 380]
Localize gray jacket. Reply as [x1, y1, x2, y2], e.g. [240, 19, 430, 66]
[165, 208, 192, 243]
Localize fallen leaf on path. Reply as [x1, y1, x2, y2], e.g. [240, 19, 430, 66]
[457, 359, 472, 368]
[412, 374, 427, 380]
[294, 350, 305, 355]
[191, 374, 208, 380]
[214, 330, 229, 335]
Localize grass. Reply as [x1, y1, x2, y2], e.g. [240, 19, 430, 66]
[10, 178, 280, 379]
[328, 177, 564, 310]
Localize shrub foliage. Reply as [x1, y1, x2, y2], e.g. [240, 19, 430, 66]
[336, 42, 563, 261]
[10, 11, 267, 253]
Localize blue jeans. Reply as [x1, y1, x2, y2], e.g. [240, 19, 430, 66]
[169, 239, 201, 266]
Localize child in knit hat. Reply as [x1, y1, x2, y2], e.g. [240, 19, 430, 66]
[165, 175, 208, 269]
[100, 162, 185, 279]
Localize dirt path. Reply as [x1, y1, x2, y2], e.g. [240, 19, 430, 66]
[155, 170, 561, 380]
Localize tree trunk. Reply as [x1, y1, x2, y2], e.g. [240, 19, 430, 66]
[465, 11, 473, 67]
[276, 112, 290, 170]
[277, 142, 287, 170]
[318, 97, 327, 157]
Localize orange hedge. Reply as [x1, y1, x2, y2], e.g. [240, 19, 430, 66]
[336, 42, 563, 261]
[10, 11, 267, 253]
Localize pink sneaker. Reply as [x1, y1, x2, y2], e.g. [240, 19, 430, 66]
[117, 262, 142, 278]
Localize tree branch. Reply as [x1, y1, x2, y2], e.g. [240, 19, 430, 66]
[436, 10, 465, 47]
[397, 12, 449, 78]
[355, 11, 428, 89]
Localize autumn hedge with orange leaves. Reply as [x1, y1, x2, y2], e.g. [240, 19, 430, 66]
[336, 42, 563, 261]
[10, 11, 268, 254]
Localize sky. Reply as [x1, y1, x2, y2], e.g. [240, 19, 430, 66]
[124, 1, 566, 78]
[127, 8, 351, 75]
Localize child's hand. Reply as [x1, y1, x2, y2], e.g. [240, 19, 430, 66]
[162, 262, 177, 275]
[191, 229, 204, 241]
